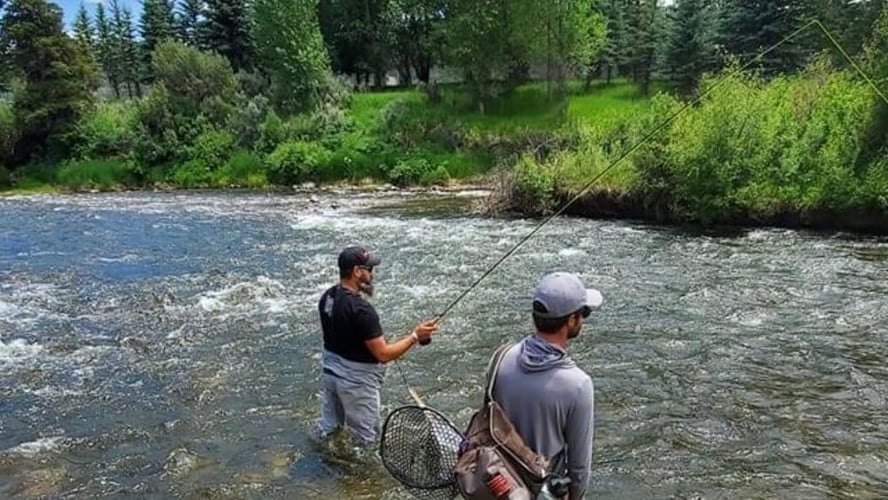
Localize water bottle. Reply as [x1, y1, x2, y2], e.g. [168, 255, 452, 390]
[536, 476, 571, 500]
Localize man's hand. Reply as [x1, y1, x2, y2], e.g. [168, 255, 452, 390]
[413, 318, 439, 344]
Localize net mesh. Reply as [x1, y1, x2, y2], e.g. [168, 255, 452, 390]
[380, 404, 464, 500]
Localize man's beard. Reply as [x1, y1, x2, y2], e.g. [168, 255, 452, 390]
[567, 323, 581, 339]
[359, 279, 374, 297]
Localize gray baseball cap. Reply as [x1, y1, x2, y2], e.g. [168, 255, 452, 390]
[532, 272, 603, 319]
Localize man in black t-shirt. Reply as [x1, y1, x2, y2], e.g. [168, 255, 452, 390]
[316, 245, 438, 446]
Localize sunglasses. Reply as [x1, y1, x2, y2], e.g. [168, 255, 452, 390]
[579, 306, 592, 318]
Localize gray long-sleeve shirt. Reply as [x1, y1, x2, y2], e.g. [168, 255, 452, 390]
[492, 335, 594, 499]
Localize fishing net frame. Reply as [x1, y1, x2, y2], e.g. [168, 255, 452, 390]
[380, 404, 465, 499]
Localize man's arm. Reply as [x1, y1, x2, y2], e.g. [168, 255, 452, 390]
[364, 332, 419, 363]
[359, 309, 438, 363]
[565, 376, 595, 500]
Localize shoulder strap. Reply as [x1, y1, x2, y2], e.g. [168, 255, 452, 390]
[484, 343, 513, 405]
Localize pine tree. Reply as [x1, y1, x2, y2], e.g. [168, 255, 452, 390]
[599, 0, 631, 85]
[140, 0, 176, 56]
[110, 0, 142, 97]
[94, 2, 120, 98]
[177, 0, 205, 47]
[719, 0, 808, 75]
[667, 0, 715, 96]
[0, 0, 98, 164]
[204, 0, 253, 71]
[73, 2, 93, 55]
[626, 0, 659, 95]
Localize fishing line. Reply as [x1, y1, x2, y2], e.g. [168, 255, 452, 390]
[394, 18, 888, 407]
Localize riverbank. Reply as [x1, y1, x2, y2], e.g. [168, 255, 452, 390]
[3, 69, 886, 235]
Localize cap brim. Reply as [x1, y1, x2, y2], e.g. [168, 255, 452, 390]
[585, 288, 603, 309]
[366, 255, 381, 267]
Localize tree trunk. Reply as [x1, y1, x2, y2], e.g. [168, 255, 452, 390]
[399, 54, 412, 86]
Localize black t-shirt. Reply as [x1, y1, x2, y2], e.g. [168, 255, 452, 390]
[319, 285, 384, 364]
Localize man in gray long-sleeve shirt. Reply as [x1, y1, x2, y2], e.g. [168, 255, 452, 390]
[492, 272, 602, 499]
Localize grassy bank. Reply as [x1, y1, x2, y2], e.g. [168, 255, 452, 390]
[503, 64, 888, 233]
[1, 80, 650, 193]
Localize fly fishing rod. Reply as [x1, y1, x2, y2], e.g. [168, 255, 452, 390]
[396, 18, 888, 407]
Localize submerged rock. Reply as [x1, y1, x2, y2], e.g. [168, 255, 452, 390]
[163, 448, 199, 477]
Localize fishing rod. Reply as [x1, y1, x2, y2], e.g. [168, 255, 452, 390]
[396, 18, 888, 407]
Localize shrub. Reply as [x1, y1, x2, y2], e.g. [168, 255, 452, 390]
[73, 100, 137, 159]
[265, 141, 333, 184]
[216, 150, 267, 188]
[388, 157, 435, 186]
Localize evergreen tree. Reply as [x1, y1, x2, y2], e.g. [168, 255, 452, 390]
[667, 0, 715, 96]
[626, 0, 658, 95]
[110, 0, 142, 97]
[719, 0, 808, 75]
[140, 0, 177, 57]
[94, 2, 121, 98]
[72, 2, 93, 55]
[177, 0, 205, 47]
[0, 0, 98, 164]
[599, 0, 631, 85]
[204, 0, 253, 71]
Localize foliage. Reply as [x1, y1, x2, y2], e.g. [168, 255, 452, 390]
[73, 100, 137, 159]
[253, 0, 332, 113]
[0, 0, 99, 165]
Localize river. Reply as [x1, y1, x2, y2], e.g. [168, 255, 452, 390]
[1, 190, 886, 499]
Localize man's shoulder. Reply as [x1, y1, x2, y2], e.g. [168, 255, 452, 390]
[320, 284, 338, 299]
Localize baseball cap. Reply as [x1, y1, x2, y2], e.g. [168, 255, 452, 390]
[338, 245, 381, 271]
[532, 272, 603, 319]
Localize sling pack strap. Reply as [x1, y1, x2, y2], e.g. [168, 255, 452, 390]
[483, 343, 513, 406]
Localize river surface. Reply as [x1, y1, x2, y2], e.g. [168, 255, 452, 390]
[1, 190, 887, 499]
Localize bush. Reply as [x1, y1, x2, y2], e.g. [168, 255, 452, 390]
[265, 140, 333, 184]
[228, 94, 270, 149]
[510, 154, 556, 215]
[216, 150, 267, 188]
[151, 40, 238, 122]
[186, 128, 236, 172]
[73, 100, 137, 159]
[169, 159, 213, 188]
[388, 157, 434, 186]
[421, 164, 451, 186]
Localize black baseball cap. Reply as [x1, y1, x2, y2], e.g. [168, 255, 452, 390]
[338, 245, 381, 272]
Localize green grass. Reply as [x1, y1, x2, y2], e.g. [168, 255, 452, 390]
[3, 79, 659, 192]
[348, 79, 659, 135]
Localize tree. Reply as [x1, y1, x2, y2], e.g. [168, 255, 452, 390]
[319, 0, 396, 88]
[94, 2, 121, 98]
[718, 0, 808, 75]
[0, 0, 99, 164]
[388, 0, 442, 84]
[204, 0, 253, 71]
[151, 39, 237, 114]
[110, 0, 142, 97]
[598, 0, 631, 86]
[253, 0, 332, 112]
[73, 2, 93, 55]
[626, 0, 659, 95]
[140, 0, 177, 58]
[435, 0, 528, 109]
[177, 0, 205, 47]
[667, 0, 716, 96]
